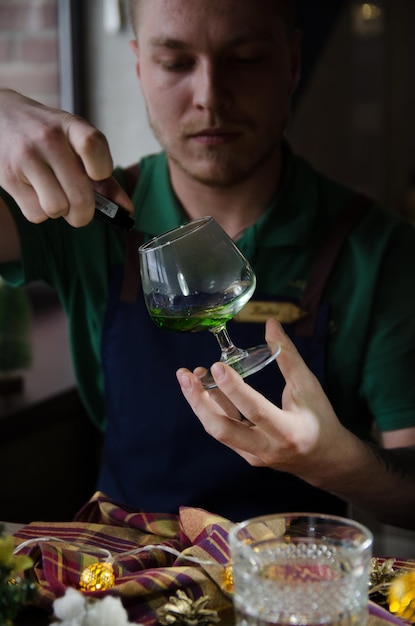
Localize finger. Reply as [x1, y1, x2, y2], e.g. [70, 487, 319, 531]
[176, 367, 232, 427]
[64, 114, 114, 181]
[264, 317, 284, 355]
[32, 114, 118, 226]
[7, 183, 49, 224]
[61, 117, 134, 217]
[177, 367, 229, 418]
[206, 386, 254, 424]
[3, 126, 92, 224]
[191, 366, 245, 423]
[176, 367, 275, 463]
[21, 156, 95, 227]
[22, 152, 132, 228]
[12, 117, 99, 224]
[210, 361, 281, 430]
[177, 368, 251, 428]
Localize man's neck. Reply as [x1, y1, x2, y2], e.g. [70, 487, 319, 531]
[168, 149, 284, 240]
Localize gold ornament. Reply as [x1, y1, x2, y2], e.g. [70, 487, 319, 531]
[221, 564, 234, 594]
[79, 561, 115, 591]
[388, 570, 415, 623]
[157, 589, 220, 626]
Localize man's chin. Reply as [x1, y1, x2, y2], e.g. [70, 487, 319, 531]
[171, 156, 248, 188]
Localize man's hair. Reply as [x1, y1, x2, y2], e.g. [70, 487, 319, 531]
[127, 0, 142, 35]
[274, 0, 297, 33]
[128, 1, 297, 36]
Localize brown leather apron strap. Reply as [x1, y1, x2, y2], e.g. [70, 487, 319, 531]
[120, 229, 143, 302]
[119, 163, 143, 303]
[295, 193, 373, 337]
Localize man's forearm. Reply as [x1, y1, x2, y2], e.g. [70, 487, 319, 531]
[317, 439, 415, 529]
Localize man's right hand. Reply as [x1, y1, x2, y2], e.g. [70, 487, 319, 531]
[0, 89, 133, 229]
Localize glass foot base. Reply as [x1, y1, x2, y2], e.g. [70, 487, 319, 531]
[200, 344, 280, 389]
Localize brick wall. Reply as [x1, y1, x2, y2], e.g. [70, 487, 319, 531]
[0, 0, 59, 107]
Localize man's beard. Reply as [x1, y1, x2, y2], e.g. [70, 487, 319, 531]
[149, 114, 281, 189]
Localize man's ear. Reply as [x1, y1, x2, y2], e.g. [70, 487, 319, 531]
[129, 39, 141, 78]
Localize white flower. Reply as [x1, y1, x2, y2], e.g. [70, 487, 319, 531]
[50, 588, 139, 626]
[50, 587, 87, 625]
[86, 595, 132, 625]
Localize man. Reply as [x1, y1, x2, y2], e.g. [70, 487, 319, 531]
[0, 0, 415, 525]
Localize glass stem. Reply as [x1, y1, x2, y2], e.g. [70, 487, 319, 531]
[212, 326, 247, 364]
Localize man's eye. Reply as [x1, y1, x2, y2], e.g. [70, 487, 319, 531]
[160, 59, 193, 71]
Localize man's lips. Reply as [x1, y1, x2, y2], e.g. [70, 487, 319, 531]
[188, 128, 240, 145]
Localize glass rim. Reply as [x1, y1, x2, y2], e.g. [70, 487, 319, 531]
[228, 511, 373, 552]
[138, 216, 213, 253]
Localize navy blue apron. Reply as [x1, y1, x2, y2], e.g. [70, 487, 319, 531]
[97, 194, 369, 521]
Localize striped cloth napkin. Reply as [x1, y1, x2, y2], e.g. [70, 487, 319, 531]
[12, 491, 235, 624]
[12, 491, 411, 625]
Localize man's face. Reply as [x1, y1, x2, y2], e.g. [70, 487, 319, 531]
[131, 0, 300, 188]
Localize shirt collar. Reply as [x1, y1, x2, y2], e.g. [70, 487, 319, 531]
[136, 142, 319, 249]
[238, 142, 319, 252]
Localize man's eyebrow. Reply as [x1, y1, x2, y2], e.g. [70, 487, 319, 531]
[148, 31, 275, 50]
[148, 37, 187, 49]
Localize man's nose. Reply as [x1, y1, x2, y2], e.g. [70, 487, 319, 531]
[192, 60, 231, 112]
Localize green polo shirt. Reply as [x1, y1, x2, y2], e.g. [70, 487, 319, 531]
[2, 146, 415, 439]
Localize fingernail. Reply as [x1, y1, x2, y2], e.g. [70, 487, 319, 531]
[211, 362, 226, 381]
[180, 373, 192, 392]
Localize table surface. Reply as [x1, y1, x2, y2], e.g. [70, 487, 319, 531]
[2, 521, 24, 534]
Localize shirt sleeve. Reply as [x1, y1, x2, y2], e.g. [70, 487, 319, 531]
[361, 219, 415, 432]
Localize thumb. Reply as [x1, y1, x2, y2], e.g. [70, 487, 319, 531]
[265, 317, 311, 385]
